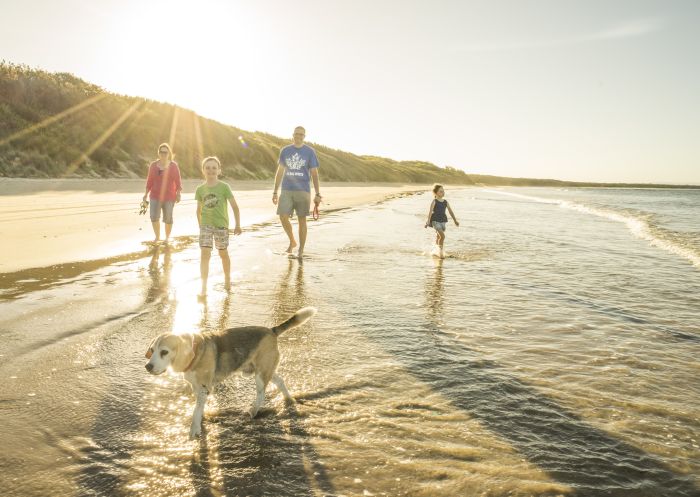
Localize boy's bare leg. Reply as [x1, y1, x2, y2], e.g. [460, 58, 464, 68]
[151, 221, 161, 242]
[297, 216, 308, 258]
[220, 249, 231, 290]
[200, 248, 212, 296]
[279, 215, 297, 253]
[164, 223, 173, 241]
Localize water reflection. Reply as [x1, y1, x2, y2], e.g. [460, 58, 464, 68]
[77, 246, 178, 495]
[197, 292, 233, 333]
[425, 258, 444, 330]
[271, 259, 309, 319]
[145, 244, 172, 304]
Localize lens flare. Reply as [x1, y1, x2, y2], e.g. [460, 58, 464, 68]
[237, 135, 249, 148]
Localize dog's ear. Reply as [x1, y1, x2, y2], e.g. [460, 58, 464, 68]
[174, 334, 193, 359]
[145, 336, 159, 359]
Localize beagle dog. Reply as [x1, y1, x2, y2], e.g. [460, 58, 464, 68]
[145, 307, 316, 439]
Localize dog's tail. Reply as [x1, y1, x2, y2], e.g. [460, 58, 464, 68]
[272, 307, 317, 335]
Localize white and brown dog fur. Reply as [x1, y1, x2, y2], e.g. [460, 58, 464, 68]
[145, 306, 316, 439]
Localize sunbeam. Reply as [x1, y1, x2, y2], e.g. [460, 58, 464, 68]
[102, 101, 152, 154]
[63, 100, 142, 177]
[0, 93, 107, 148]
[193, 112, 204, 165]
[168, 106, 180, 150]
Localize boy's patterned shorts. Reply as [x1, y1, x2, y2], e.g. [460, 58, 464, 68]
[199, 225, 229, 250]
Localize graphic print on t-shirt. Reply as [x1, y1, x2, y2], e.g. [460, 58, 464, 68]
[203, 193, 219, 209]
[279, 144, 318, 192]
[285, 152, 307, 171]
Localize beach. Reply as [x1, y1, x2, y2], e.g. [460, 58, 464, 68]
[1, 185, 699, 497]
[0, 179, 428, 273]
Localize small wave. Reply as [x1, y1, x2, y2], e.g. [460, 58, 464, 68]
[339, 243, 492, 262]
[443, 249, 492, 262]
[338, 243, 418, 257]
[485, 189, 700, 268]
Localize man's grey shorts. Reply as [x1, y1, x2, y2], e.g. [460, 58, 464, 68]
[277, 190, 311, 217]
[150, 200, 174, 224]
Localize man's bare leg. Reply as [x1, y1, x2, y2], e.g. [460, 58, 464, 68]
[280, 215, 297, 253]
[297, 216, 308, 258]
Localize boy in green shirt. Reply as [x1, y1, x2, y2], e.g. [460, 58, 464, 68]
[195, 156, 242, 296]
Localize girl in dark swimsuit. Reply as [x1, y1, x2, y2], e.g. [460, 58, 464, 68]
[424, 184, 460, 258]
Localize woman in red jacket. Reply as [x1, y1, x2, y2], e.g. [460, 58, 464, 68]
[142, 143, 182, 243]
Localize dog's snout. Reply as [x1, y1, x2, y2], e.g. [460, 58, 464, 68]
[145, 363, 153, 372]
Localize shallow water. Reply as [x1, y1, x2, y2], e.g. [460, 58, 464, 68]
[1, 187, 698, 496]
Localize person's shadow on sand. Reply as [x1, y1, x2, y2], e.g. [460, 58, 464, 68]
[355, 263, 700, 497]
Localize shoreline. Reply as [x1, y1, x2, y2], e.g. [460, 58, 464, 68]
[1, 178, 698, 194]
[0, 178, 456, 195]
[0, 180, 439, 274]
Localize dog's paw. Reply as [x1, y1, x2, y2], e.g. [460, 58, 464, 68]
[248, 407, 259, 418]
[189, 424, 202, 440]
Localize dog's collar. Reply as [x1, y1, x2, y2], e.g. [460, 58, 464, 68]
[182, 335, 199, 372]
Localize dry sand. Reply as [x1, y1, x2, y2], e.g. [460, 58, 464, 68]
[0, 178, 429, 273]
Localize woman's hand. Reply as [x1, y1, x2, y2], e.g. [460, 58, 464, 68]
[175, 192, 181, 203]
[455, 221, 460, 227]
[272, 192, 278, 205]
[233, 226, 242, 235]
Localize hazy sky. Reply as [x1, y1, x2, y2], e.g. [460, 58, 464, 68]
[2, 0, 699, 183]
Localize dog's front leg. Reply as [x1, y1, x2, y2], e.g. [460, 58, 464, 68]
[190, 384, 209, 439]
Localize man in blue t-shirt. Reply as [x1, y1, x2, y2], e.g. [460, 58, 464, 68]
[272, 126, 321, 259]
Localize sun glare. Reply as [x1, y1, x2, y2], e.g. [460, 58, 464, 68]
[168, 260, 206, 335]
[103, 1, 265, 116]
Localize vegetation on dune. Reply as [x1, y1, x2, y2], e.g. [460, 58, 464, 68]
[1, 62, 695, 188]
[0, 62, 472, 183]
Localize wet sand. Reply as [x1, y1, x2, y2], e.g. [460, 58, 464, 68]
[0, 179, 429, 273]
[1, 186, 698, 497]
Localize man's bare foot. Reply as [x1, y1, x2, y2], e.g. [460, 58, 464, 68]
[285, 240, 297, 253]
[296, 249, 304, 259]
[224, 278, 231, 291]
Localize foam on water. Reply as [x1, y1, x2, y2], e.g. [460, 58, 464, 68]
[485, 188, 700, 268]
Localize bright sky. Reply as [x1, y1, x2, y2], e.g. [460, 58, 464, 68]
[2, 0, 699, 183]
